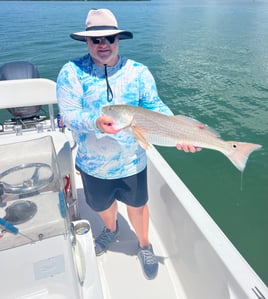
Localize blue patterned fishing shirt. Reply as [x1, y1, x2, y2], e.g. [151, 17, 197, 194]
[56, 54, 172, 179]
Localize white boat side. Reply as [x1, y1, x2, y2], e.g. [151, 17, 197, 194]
[0, 78, 267, 299]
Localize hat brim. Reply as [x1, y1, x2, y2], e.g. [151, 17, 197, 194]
[70, 30, 133, 42]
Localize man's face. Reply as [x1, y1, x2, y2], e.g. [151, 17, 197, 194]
[86, 35, 119, 66]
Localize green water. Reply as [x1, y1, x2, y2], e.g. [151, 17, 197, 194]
[0, 0, 267, 284]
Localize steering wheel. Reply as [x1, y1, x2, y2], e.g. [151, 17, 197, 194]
[0, 163, 54, 195]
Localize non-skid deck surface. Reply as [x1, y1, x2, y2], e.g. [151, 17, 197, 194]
[77, 187, 184, 299]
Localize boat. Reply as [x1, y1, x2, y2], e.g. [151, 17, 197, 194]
[0, 61, 267, 299]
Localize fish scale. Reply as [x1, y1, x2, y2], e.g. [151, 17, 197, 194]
[132, 113, 222, 147]
[102, 105, 262, 172]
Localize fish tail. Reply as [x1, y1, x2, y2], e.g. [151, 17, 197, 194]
[225, 141, 262, 172]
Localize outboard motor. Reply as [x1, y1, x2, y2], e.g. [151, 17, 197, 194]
[0, 61, 41, 119]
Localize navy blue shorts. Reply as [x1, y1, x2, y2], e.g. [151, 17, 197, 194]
[77, 167, 148, 212]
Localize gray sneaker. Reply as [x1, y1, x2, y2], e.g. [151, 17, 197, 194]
[95, 221, 119, 256]
[137, 244, 159, 280]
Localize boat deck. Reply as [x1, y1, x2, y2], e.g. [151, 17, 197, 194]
[76, 180, 184, 299]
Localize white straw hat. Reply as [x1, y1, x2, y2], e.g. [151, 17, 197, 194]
[70, 9, 133, 42]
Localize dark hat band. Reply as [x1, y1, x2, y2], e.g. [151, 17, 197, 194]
[86, 25, 118, 31]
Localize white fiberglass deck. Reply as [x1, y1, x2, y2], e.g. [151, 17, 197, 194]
[77, 182, 183, 299]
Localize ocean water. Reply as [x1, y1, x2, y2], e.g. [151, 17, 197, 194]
[0, 0, 267, 284]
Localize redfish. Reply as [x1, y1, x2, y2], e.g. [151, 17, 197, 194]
[102, 105, 262, 172]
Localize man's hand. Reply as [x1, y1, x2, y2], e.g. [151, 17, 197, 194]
[176, 144, 202, 153]
[96, 115, 121, 134]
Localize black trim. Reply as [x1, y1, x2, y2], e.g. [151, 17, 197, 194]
[86, 26, 118, 31]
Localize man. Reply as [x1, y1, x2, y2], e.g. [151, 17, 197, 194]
[57, 8, 200, 280]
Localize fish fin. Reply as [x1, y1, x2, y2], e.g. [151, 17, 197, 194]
[131, 125, 150, 150]
[202, 126, 220, 137]
[173, 115, 204, 126]
[173, 115, 220, 137]
[225, 141, 262, 172]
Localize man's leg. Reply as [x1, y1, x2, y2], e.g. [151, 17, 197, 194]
[127, 204, 149, 247]
[99, 200, 118, 231]
[95, 201, 119, 255]
[127, 204, 159, 280]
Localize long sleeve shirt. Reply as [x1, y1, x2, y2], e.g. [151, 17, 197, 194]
[56, 54, 172, 179]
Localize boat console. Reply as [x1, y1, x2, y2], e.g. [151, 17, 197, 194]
[0, 136, 64, 248]
[0, 131, 103, 299]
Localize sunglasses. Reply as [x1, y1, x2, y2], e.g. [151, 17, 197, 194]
[90, 35, 117, 45]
